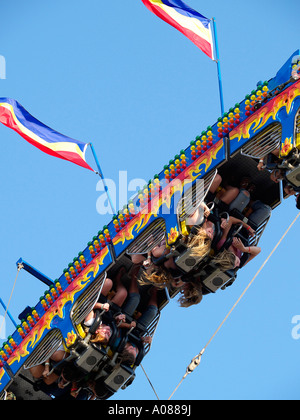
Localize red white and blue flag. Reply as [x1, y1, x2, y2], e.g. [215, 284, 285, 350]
[141, 0, 215, 60]
[0, 97, 94, 171]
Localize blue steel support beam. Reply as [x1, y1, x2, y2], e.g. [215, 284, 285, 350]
[16, 258, 54, 287]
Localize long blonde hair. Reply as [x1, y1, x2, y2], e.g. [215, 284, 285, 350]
[186, 228, 212, 259]
[178, 281, 203, 308]
[212, 249, 236, 271]
[138, 266, 172, 289]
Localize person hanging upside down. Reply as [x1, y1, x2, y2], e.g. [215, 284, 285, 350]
[214, 216, 261, 270]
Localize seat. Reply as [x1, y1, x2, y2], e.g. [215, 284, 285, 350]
[75, 344, 108, 374]
[74, 310, 117, 374]
[103, 331, 144, 393]
[285, 164, 300, 189]
[104, 364, 135, 392]
[229, 208, 258, 231]
[200, 263, 237, 293]
[207, 207, 223, 251]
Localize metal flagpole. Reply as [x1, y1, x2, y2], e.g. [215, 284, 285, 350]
[211, 17, 225, 116]
[89, 142, 116, 215]
[0, 298, 18, 329]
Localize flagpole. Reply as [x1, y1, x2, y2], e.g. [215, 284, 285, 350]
[89, 142, 116, 216]
[211, 17, 225, 116]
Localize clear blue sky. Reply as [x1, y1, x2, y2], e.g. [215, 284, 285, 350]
[0, 0, 300, 400]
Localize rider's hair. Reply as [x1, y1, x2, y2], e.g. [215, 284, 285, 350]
[212, 249, 236, 271]
[178, 281, 203, 308]
[187, 228, 212, 258]
[139, 266, 172, 288]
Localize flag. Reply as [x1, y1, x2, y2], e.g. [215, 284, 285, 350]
[141, 0, 215, 60]
[0, 97, 94, 171]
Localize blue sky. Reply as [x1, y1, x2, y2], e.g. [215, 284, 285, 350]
[0, 0, 300, 400]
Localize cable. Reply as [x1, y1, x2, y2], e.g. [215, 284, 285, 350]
[141, 363, 160, 400]
[168, 212, 300, 400]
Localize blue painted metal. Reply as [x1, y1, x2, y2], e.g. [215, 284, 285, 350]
[16, 258, 54, 287]
[0, 368, 12, 394]
[212, 17, 225, 116]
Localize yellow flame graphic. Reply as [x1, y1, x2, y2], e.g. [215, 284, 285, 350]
[7, 247, 109, 367]
[230, 81, 300, 143]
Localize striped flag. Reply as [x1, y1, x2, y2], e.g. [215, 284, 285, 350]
[0, 97, 94, 171]
[141, 0, 215, 60]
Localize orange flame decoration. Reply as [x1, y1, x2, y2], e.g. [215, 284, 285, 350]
[7, 247, 109, 367]
[168, 226, 179, 244]
[186, 140, 224, 181]
[281, 137, 293, 157]
[66, 331, 77, 347]
[113, 140, 224, 248]
[230, 80, 300, 143]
